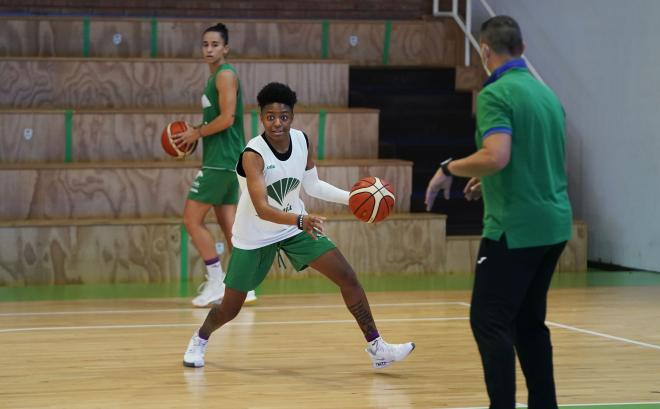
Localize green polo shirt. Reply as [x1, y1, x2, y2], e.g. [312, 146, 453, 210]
[201, 63, 245, 171]
[476, 59, 572, 248]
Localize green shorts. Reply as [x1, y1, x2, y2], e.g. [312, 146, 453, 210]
[187, 168, 239, 205]
[225, 232, 337, 292]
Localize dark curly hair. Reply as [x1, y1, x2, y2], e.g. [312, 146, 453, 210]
[203, 22, 228, 45]
[257, 82, 298, 110]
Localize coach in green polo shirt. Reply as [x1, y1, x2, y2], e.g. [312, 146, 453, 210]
[425, 15, 571, 409]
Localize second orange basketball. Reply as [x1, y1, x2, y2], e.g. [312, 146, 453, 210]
[161, 121, 198, 158]
[348, 177, 395, 223]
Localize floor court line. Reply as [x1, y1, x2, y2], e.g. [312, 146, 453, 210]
[0, 301, 468, 317]
[0, 316, 470, 333]
[3, 302, 659, 351]
[455, 303, 660, 351]
[547, 321, 660, 351]
[434, 402, 660, 409]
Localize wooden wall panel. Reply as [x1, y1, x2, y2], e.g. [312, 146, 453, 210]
[89, 20, 152, 58]
[0, 59, 349, 109]
[0, 167, 196, 220]
[322, 111, 379, 159]
[444, 222, 588, 274]
[556, 221, 588, 273]
[158, 20, 323, 59]
[0, 160, 410, 220]
[445, 236, 481, 274]
[0, 108, 377, 162]
[0, 214, 446, 285]
[73, 112, 203, 161]
[0, 1, 437, 20]
[0, 112, 65, 162]
[264, 214, 446, 278]
[0, 223, 180, 285]
[0, 19, 84, 57]
[388, 21, 462, 67]
[0, 214, 586, 286]
[0, 217, 586, 286]
[0, 17, 466, 67]
[328, 22, 385, 65]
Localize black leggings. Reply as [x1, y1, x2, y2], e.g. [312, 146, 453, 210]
[470, 236, 566, 409]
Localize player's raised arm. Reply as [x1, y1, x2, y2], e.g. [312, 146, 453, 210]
[301, 137, 350, 205]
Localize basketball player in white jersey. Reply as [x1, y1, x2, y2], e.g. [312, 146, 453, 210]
[183, 82, 415, 369]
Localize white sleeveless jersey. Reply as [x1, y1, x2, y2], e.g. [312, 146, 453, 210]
[232, 128, 308, 249]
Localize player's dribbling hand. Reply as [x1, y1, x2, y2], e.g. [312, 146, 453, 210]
[463, 177, 482, 201]
[303, 214, 326, 240]
[424, 168, 453, 211]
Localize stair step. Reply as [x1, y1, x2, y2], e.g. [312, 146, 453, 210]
[0, 213, 448, 285]
[0, 159, 412, 220]
[0, 57, 349, 108]
[0, 107, 379, 162]
[0, 18, 466, 66]
[0, 216, 586, 285]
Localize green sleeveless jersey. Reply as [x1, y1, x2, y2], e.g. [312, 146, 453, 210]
[200, 63, 245, 170]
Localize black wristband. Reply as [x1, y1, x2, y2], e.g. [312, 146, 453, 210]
[440, 158, 453, 177]
[297, 214, 304, 230]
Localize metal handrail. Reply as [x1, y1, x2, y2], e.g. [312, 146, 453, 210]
[433, 0, 546, 85]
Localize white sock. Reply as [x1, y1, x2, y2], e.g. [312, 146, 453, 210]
[205, 259, 225, 282]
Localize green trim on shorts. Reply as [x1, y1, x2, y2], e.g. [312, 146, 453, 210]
[225, 232, 336, 292]
[187, 168, 239, 205]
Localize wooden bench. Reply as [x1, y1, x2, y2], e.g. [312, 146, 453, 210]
[0, 57, 349, 108]
[0, 107, 379, 162]
[0, 159, 412, 219]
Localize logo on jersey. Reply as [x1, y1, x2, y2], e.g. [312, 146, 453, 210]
[265, 164, 276, 170]
[201, 94, 212, 108]
[267, 177, 300, 211]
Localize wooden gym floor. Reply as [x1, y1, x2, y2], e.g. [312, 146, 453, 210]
[0, 273, 659, 409]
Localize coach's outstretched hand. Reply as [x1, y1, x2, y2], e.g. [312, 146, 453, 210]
[424, 168, 453, 211]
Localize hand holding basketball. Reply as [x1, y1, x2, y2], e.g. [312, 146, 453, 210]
[349, 177, 395, 223]
[161, 121, 198, 158]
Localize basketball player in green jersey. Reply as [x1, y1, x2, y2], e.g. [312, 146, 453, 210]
[183, 82, 414, 370]
[172, 23, 256, 307]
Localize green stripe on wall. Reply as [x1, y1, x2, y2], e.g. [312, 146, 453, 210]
[321, 20, 329, 59]
[251, 108, 259, 137]
[179, 224, 189, 297]
[82, 17, 90, 57]
[382, 20, 392, 65]
[64, 110, 73, 162]
[317, 109, 327, 160]
[150, 18, 158, 58]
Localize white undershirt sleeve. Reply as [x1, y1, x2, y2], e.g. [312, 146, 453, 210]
[301, 166, 349, 205]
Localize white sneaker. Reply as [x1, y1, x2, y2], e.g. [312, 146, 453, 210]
[244, 290, 258, 305]
[183, 332, 208, 368]
[191, 277, 225, 307]
[365, 337, 415, 369]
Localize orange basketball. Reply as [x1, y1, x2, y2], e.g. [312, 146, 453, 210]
[161, 121, 197, 158]
[348, 177, 395, 223]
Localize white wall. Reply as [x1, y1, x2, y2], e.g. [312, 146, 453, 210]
[476, 0, 660, 270]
